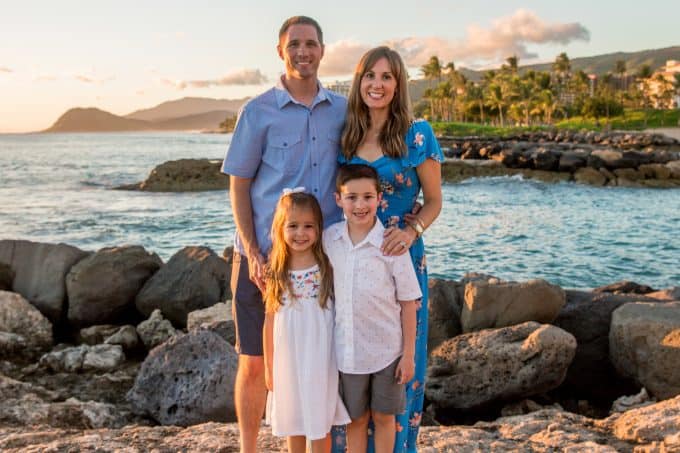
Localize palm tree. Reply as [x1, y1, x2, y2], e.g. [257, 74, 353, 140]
[421, 56, 443, 85]
[505, 55, 519, 75]
[614, 60, 627, 101]
[465, 82, 485, 123]
[485, 83, 507, 126]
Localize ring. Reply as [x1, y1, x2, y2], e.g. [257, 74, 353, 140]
[399, 241, 407, 247]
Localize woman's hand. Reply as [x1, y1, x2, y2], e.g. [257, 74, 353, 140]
[382, 226, 417, 256]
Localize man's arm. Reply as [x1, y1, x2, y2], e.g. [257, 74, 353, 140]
[230, 175, 266, 291]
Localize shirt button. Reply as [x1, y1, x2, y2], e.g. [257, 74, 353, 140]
[314, 188, 318, 192]
[312, 136, 316, 141]
[313, 163, 317, 167]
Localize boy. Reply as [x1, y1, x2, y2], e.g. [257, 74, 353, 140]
[323, 164, 421, 453]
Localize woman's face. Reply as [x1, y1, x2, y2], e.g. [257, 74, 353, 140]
[360, 57, 397, 112]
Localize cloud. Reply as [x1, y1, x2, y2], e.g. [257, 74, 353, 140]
[34, 74, 57, 81]
[321, 9, 590, 75]
[163, 68, 268, 89]
[72, 74, 115, 84]
[319, 40, 371, 77]
[0, 67, 12, 73]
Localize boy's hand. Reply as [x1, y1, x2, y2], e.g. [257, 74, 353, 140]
[395, 355, 415, 385]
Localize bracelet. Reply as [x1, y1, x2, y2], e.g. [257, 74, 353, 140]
[406, 220, 424, 238]
[415, 217, 426, 230]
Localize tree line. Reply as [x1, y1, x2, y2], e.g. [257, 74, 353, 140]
[416, 53, 680, 126]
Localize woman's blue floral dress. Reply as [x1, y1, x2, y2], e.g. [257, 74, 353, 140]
[331, 120, 443, 453]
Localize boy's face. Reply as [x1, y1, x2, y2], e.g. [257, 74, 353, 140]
[335, 178, 381, 228]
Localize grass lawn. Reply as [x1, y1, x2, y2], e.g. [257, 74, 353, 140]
[432, 109, 680, 137]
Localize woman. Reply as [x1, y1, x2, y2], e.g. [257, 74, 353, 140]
[331, 46, 443, 453]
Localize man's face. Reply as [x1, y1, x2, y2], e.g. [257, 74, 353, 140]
[277, 24, 324, 80]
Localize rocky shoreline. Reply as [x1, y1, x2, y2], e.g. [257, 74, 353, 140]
[115, 130, 680, 192]
[1, 239, 679, 451]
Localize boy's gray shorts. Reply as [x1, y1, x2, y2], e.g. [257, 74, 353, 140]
[339, 357, 405, 420]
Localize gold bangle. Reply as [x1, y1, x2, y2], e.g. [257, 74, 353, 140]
[407, 220, 423, 238]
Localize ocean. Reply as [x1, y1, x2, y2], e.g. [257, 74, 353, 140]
[1, 132, 678, 290]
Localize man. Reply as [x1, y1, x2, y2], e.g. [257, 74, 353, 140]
[221, 16, 346, 453]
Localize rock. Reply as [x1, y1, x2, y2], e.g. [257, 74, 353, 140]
[66, 246, 162, 327]
[589, 149, 651, 170]
[645, 286, 680, 301]
[558, 150, 589, 172]
[553, 290, 659, 401]
[426, 322, 576, 410]
[461, 279, 565, 333]
[666, 160, 680, 179]
[574, 167, 607, 186]
[427, 278, 462, 351]
[613, 167, 643, 181]
[195, 320, 236, 346]
[638, 163, 672, 180]
[608, 394, 680, 446]
[39, 344, 125, 373]
[0, 240, 88, 321]
[0, 290, 53, 354]
[0, 332, 27, 356]
[127, 330, 238, 426]
[531, 148, 560, 171]
[500, 399, 563, 417]
[136, 246, 230, 327]
[593, 280, 656, 295]
[121, 159, 229, 192]
[0, 262, 13, 290]
[609, 302, 680, 400]
[610, 388, 655, 414]
[136, 309, 178, 350]
[78, 324, 122, 345]
[187, 301, 232, 330]
[104, 325, 140, 351]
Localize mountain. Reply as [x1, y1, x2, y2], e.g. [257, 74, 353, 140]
[152, 110, 233, 130]
[44, 108, 154, 132]
[125, 97, 248, 122]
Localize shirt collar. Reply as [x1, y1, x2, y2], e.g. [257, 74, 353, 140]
[274, 76, 332, 109]
[334, 218, 384, 249]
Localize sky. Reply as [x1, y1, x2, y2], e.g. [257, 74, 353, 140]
[1, 0, 678, 133]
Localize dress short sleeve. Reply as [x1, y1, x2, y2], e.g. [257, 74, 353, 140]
[402, 119, 444, 168]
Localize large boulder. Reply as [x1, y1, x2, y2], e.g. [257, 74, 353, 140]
[66, 246, 162, 327]
[558, 150, 589, 172]
[574, 167, 607, 186]
[461, 279, 565, 333]
[553, 290, 659, 401]
[127, 330, 238, 426]
[0, 290, 52, 355]
[593, 280, 655, 295]
[0, 240, 88, 321]
[427, 278, 462, 351]
[609, 302, 680, 400]
[126, 159, 229, 192]
[135, 246, 229, 327]
[426, 321, 576, 410]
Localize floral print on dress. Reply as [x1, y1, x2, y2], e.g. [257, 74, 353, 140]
[285, 267, 320, 301]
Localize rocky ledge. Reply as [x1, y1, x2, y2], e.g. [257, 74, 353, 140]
[1, 239, 679, 451]
[116, 159, 229, 192]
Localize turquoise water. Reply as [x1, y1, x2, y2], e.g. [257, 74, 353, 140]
[1, 132, 678, 289]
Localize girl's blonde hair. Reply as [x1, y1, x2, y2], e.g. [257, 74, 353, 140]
[264, 192, 333, 314]
[341, 46, 414, 160]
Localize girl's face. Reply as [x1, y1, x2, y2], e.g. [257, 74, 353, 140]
[282, 206, 318, 256]
[360, 57, 397, 111]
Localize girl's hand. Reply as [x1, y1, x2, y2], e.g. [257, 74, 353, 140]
[382, 226, 417, 256]
[395, 355, 415, 385]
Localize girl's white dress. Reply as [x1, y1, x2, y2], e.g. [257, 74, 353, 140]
[267, 264, 350, 440]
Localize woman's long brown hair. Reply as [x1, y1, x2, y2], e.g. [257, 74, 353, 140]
[341, 46, 413, 159]
[264, 192, 333, 314]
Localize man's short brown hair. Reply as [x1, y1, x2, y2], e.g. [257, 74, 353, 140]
[279, 16, 323, 45]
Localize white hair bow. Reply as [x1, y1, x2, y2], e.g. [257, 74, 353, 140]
[282, 186, 306, 195]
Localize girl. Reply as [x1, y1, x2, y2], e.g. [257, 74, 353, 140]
[263, 190, 350, 453]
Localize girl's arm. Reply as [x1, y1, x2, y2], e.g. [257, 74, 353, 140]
[263, 312, 275, 391]
[395, 300, 417, 384]
[383, 158, 442, 256]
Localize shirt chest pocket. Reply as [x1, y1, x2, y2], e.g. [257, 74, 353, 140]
[265, 133, 305, 176]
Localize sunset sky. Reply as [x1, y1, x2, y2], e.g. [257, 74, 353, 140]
[1, 0, 678, 133]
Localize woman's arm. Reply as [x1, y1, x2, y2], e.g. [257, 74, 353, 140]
[382, 158, 442, 256]
[263, 312, 274, 391]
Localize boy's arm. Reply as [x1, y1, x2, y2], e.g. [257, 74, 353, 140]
[263, 312, 274, 391]
[395, 299, 417, 384]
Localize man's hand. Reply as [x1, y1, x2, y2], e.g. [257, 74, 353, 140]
[248, 252, 267, 293]
[395, 354, 415, 385]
